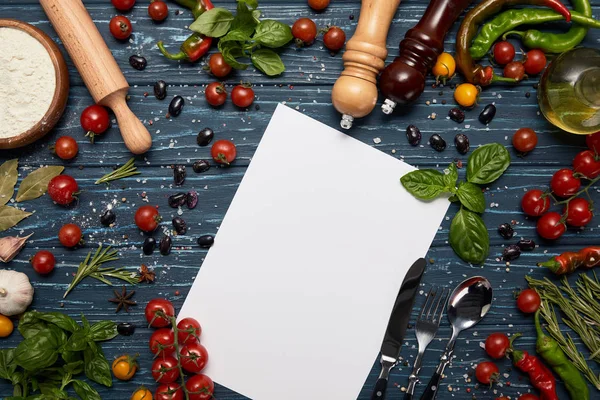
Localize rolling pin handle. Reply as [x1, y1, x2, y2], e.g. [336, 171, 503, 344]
[107, 94, 152, 155]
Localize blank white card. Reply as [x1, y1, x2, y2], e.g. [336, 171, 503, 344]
[179, 104, 450, 400]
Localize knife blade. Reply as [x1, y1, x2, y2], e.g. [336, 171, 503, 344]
[370, 258, 426, 400]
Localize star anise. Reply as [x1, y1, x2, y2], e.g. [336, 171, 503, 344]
[108, 286, 137, 313]
[139, 264, 156, 283]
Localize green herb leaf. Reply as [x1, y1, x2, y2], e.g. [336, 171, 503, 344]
[89, 321, 117, 342]
[443, 163, 458, 191]
[231, 2, 257, 37]
[220, 29, 251, 44]
[34, 312, 79, 333]
[189, 8, 234, 38]
[466, 143, 510, 184]
[449, 208, 489, 264]
[65, 329, 90, 352]
[456, 182, 486, 213]
[218, 41, 250, 70]
[253, 20, 293, 48]
[83, 343, 112, 387]
[72, 379, 101, 400]
[0, 159, 18, 206]
[0, 349, 16, 381]
[237, 0, 258, 9]
[251, 49, 285, 76]
[39, 385, 69, 399]
[18, 312, 47, 339]
[15, 166, 64, 202]
[400, 169, 448, 200]
[14, 329, 62, 371]
[0, 206, 32, 232]
[61, 350, 83, 365]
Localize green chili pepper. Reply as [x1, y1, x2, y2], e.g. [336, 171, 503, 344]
[534, 310, 589, 400]
[470, 9, 600, 59]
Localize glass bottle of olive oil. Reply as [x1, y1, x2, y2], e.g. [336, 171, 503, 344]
[538, 48, 600, 135]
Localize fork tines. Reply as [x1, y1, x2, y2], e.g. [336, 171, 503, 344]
[419, 287, 449, 325]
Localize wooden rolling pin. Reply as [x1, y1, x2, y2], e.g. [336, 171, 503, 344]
[331, 0, 401, 130]
[40, 0, 152, 154]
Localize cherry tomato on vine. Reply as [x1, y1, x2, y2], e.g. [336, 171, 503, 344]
[48, 175, 79, 205]
[432, 52, 456, 82]
[112, 0, 135, 11]
[308, 0, 330, 11]
[205, 82, 227, 106]
[0, 315, 13, 338]
[493, 41, 515, 65]
[231, 85, 255, 108]
[537, 212, 566, 240]
[155, 383, 183, 400]
[521, 189, 550, 217]
[149, 328, 176, 356]
[185, 374, 214, 400]
[152, 356, 180, 384]
[485, 333, 510, 359]
[211, 140, 237, 165]
[53, 136, 78, 160]
[109, 16, 133, 40]
[323, 26, 346, 52]
[148, 1, 169, 22]
[180, 343, 209, 374]
[145, 298, 175, 327]
[208, 53, 232, 78]
[573, 149, 600, 179]
[564, 198, 593, 227]
[292, 18, 317, 46]
[80, 105, 110, 143]
[135, 205, 161, 232]
[130, 387, 153, 400]
[454, 83, 478, 108]
[586, 131, 600, 154]
[59, 223, 83, 248]
[523, 49, 547, 75]
[475, 361, 499, 385]
[177, 317, 202, 345]
[31, 250, 55, 275]
[517, 289, 541, 313]
[112, 354, 138, 381]
[512, 127, 538, 153]
[518, 394, 540, 400]
[504, 61, 526, 81]
[550, 168, 581, 197]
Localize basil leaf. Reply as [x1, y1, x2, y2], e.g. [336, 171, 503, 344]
[0, 348, 16, 380]
[251, 49, 285, 76]
[218, 41, 249, 70]
[400, 169, 448, 200]
[39, 385, 68, 399]
[83, 343, 112, 387]
[61, 350, 82, 365]
[65, 329, 90, 352]
[254, 20, 292, 48]
[14, 330, 61, 371]
[219, 30, 250, 44]
[0, 159, 18, 206]
[252, 9, 261, 22]
[89, 321, 117, 342]
[72, 379, 101, 400]
[189, 8, 234, 38]
[467, 143, 510, 184]
[443, 163, 458, 191]
[237, 0, 258, 9]
[0, 206, 32, 232]
[449, 208, 489, 264]
[231, 2, 257, 37]
[18, 312, 47, 339]
[15, 166, 64, 202]
[456, 182, 486, 213]
[35, 312, 79, 333]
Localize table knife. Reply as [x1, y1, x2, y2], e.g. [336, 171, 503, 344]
[370, 258, 426, 400]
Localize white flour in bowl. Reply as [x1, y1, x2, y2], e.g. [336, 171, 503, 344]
[0, 27, 57, 139]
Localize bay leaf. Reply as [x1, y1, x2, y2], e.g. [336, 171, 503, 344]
[15, 166, 64, 202]
[0, 206, 32, 232]
[0, 159, 18, 206]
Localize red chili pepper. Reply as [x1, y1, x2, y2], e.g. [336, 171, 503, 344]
[538, 247, 600, 275]
[510, 341, 559, 400]
[173, 0, 214, 19]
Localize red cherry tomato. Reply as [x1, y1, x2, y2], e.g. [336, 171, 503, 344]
[521, 189, 551, 217]
[111, 0, 135, 11]
[156, 383, 184, 400]
[152, 356, 180, 383]
[485, 333, 510, 359]
[177, 317, 202, 345]
[149, 328, 176, 356]
[586, 131, 600, 154]
[512, 127, 538, 153]
[185, 374, 214, 400]
[135, 205, 161, 232]
[59, 223, 83, 248]
[145, 298, 175, 328]
[31, 250, 55, 275]
[573, 149, 600, 179]
[503, 61, 525, 81]
[537, 212, 566, 240]
[53, 136, 79, 160]
[231, 85, 255, 108]
[564, 198, 593, 227]
[323, 26, 346, 51]
[80, 105, 110, 142]
[292, 18, 317, 46]
[211, 140, 237, 165]
[517, 289, 541, 313]
[550, 168, 581, 197]
[205, 82, 227, 106]
[208, 53, 232, 78]
[523, 49, 547, 75]
[493, 41, 515, 65]
[518, 394, 540, 400]
[496, 397, 511, 400]
[48, 175, 79, 205]
[475, 361, 499, 385]
[180, 343, 209, 374]
[148, 1, 169, 22]
[109, 16, 133, 40]
[308, 0, 330, 11]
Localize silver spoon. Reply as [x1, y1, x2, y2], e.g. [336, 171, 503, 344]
[420, 276, 493, 400]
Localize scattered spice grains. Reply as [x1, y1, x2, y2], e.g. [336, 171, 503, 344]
[139, 264, 156, 283]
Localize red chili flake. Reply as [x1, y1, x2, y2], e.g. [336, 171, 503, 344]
[149, 120, 153, 125]
[165, 113, 171, 119]
[466, 388, 471, 393]
[289, 85, 294, 90]
[506, 381, 511, 386]
[457, 160, 464, 168]
[144, 92, 149, 97]
[175, 290, 180, 296]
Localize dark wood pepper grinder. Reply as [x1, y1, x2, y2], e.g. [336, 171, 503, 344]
[379, 0, 474, 114]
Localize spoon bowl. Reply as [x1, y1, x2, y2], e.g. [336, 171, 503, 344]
[447, 276, 493, 332]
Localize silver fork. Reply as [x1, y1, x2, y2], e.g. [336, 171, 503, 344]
[403, 287, 449, 400]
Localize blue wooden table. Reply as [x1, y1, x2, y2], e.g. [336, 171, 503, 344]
[1, 0, 599, 399]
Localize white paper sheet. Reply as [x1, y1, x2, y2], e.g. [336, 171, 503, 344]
[179, 104, 450, 400]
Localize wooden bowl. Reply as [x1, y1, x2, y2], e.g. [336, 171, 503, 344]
[0, 19, 69, 149]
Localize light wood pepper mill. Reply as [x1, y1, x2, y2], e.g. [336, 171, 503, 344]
[331, 0, 401, 130]
[40, 0, 152, 154]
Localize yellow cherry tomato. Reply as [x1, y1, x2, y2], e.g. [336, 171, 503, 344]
[432, 52, 456, 82]
[454, 83, 479, 108]
[112, 354, 138, 381]
[131, 387, 153, 400]
[0, 315, 13, 338]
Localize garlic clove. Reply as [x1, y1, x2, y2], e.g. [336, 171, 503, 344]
[0, 233, 33, 263]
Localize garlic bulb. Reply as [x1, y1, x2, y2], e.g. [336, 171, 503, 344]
[0, 269, 34, 316]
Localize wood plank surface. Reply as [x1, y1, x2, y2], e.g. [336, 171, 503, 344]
[1, 0, 599, 399]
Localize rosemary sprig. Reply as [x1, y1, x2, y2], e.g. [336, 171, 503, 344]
[63, 245, 138, 298]
[95, 158, 140, 184]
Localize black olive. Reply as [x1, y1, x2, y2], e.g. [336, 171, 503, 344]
[187, 191, 198, 209]
[517, 239, 536, 251]
[498, 223, 515, 239]
[129, 55, 147, 71]
[143, 237, 156, 255]
[454, 134, 470, 155]
[159, 235, 172, 255]
[479, 104, 497, 125]
[406, 125, 421, 146]
[448, 108, 465, 123]
[197, 128, 214, 147]
[154, 80, 167, 100]
[168, 192, 187, 208]
[100, 209, 116, 226]
[192, 160, 210, 173]
[429, 134, 446, 152]
[172, 217, 187, 235]
[117, 322, 136, 336]
[169, 96, 185, 117]
[503, 244, 521, 261]
[173, 165, 186, 186]
[197, 234, 214, 248]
